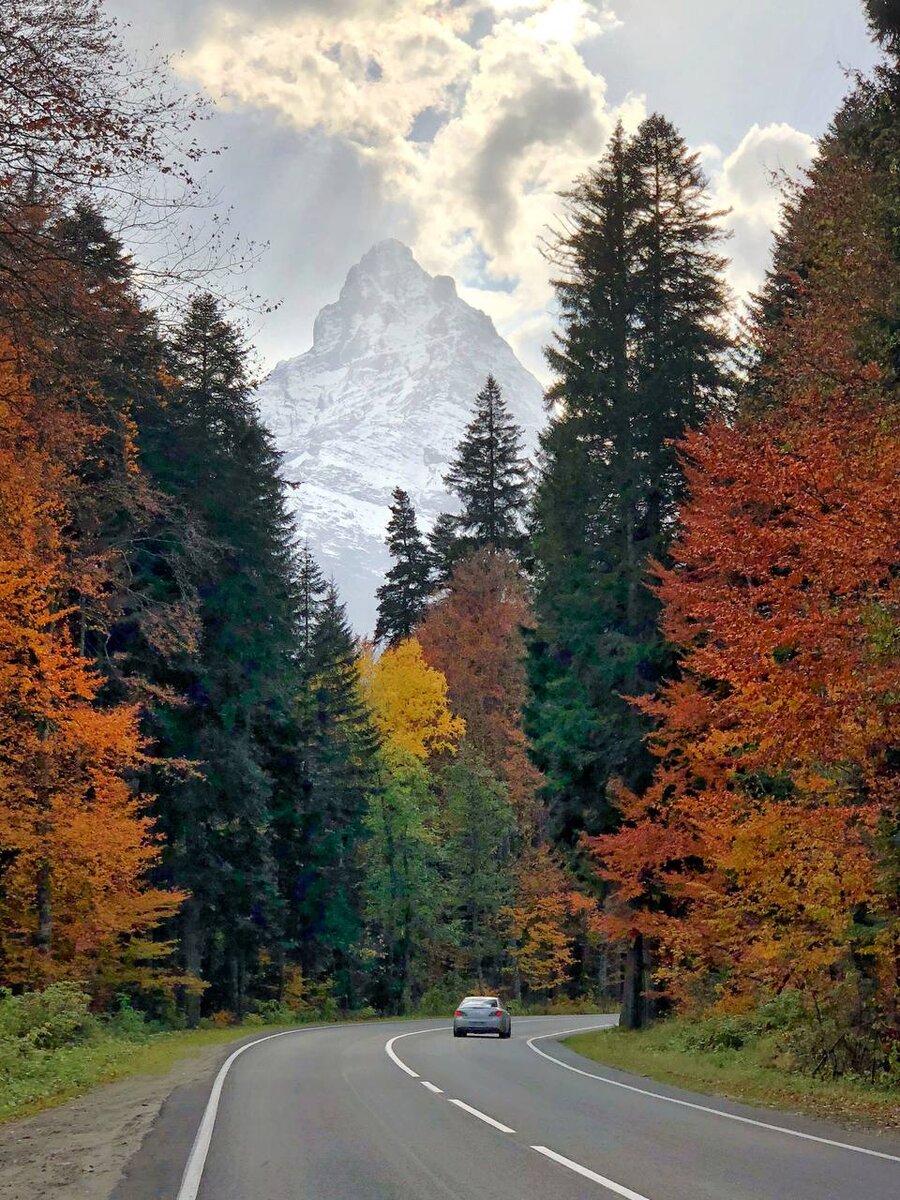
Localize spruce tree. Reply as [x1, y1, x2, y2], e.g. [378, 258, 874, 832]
[375, 487, 433, 645]
[427, 511, 462, 588]
[139, 293, 301, 1018]
[444, 375, 529, 555]
[527, 116, 732, 849]
[285, 582, 380, 1003]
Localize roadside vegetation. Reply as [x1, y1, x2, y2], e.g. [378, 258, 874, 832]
[564, 1002, 900, 1131]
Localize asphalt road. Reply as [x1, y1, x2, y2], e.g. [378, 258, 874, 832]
[114, 1016, 900, 1200]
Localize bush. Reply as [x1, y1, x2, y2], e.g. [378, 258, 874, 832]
[413, 981, 470, 1017]
[0, 983, 98, 1051]
[105, 995, 154, 1042]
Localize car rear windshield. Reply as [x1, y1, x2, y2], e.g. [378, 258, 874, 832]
[461, 999, 497, 1009]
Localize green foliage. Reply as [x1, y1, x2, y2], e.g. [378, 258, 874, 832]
[0, 984, 97, 1051]
[441, 752, 517, 978]
[375, 488, 434, 645]
[362, 751, 445, 1013]
[443, 374, 530, 557]
[527, 115, 733, 848]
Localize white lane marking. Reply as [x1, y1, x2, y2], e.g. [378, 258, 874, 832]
[532, 1146, 651, 1200]
[447, 1098, 515, 1133]
[527, 1028, 900, 1164]
[384, 1026, 444, 1078]
[176, 1026, 326, 1200]
[421, 1080, 443, 1094]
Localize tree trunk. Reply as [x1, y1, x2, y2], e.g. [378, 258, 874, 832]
[620, 932, 646, 1030]
[181, 899, 204, 1027]
[35, 860, 52, 955]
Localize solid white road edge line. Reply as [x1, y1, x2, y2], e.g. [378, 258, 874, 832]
[384, 1026, 444, 1078]
[532, 1146, 652, 1200]
[175, 1026, 326, 1200]
[526, 1028, 900, 1164]
[447, 1098, 515, 1133]
[421, 1080, 443, 1094]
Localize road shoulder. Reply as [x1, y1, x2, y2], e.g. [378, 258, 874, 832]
[0, 1031, 264, 1200]
[561, 1027, 900, 1135]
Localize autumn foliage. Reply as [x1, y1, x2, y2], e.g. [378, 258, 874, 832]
[0, 346, 183, 987]
[588, 149, 900, 1037]
[417, 549, 544, 836]
[357, 637, 464, 761]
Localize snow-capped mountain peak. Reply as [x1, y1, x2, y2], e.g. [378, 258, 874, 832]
[255, 241, 545, 632]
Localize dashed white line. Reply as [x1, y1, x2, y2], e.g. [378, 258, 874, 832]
[532, 1146, 652, 1200]
[447, 1098, 515, 1133]
[421, 1080, 443, 1094]
[526, 1028, 900, 1164]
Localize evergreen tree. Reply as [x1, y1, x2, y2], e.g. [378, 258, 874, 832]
[375, 487, 433, 645]
[427, 511, 462, 588]
[138, 293, 302, 1018]
[527, 116, 732, 849]
[441, 753, 516, 985]
[444, 375, 529, 555]
[864, 0, 900, 51]
[284, 582, 379, 1004]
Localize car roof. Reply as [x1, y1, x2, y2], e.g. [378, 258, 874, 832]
[460, 995, 499, 1003]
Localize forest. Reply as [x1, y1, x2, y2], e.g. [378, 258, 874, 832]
[0, 0, 897, 1095]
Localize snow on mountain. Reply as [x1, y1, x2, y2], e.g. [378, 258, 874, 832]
[254, 239, 546, 633]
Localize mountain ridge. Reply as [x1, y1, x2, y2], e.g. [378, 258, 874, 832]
[254, 240, 546, 632]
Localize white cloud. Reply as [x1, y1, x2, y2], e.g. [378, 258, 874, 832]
[181, 3, 816, 380]
[181, 1, 634, 378]
[709, 122, 817, 301]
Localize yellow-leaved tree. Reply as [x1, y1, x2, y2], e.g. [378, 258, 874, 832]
[357, 638, 464, 760]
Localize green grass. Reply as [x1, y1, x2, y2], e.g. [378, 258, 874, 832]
[0, 1023, 295, 1125]
[564, 1022, 900, 1131]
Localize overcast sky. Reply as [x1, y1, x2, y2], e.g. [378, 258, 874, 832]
[107, 0, 882, 382]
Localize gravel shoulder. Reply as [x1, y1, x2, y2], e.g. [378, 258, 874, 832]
[0, 1037, 232, 1200]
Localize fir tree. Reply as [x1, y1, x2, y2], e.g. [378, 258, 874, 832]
[140, 294, 301, 1018]
[427, 511, 462, 588]
[285, 582, 380, 1003]
[375, 487, 433, 645]
[444, 375, 529, 555]
[527, 116, 732, 850]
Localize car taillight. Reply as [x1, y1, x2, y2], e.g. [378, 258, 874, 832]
[454, 1010, 462, 1016]
[496, 1010, 504, 1016]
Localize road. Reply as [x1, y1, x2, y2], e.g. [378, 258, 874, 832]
[114, 1016, 900, 1200]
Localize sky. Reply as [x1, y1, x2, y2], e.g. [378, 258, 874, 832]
[107, 0, 882, 383]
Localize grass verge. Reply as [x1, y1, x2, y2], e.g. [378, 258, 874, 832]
[0, 1023, 295, 1125]
[564, 1022, 900, 1132]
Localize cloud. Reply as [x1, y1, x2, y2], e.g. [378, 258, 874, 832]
[709, 122, 817, 301]
[111, 0, 820, 380]
[178, 1, 629, 376]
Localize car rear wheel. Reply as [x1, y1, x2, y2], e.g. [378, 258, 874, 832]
[453, 1029, 466, 1037]
[500, 1028, 511, 1039]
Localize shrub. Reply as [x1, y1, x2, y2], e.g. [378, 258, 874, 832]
[0, 983, 98, 1051]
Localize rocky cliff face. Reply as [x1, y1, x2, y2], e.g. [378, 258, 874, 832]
[254, 239, 546, 632]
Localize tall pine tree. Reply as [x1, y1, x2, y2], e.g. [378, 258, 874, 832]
[527, 116, 732, 850]
[375, 487, 433, 645]
[443, 375, 530, 556]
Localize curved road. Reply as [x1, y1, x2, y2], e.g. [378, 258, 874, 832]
[114, 1016, 899, 1200]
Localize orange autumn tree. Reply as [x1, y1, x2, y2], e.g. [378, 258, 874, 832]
[588, 149, 899, 1036]
[419, 550, 598, 997]
[504, 844, 598, 995]
[417, 549, 545, 837]
[0, 346, 183, 988]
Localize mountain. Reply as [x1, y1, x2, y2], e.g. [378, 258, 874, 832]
[254, 240, 546, 633]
